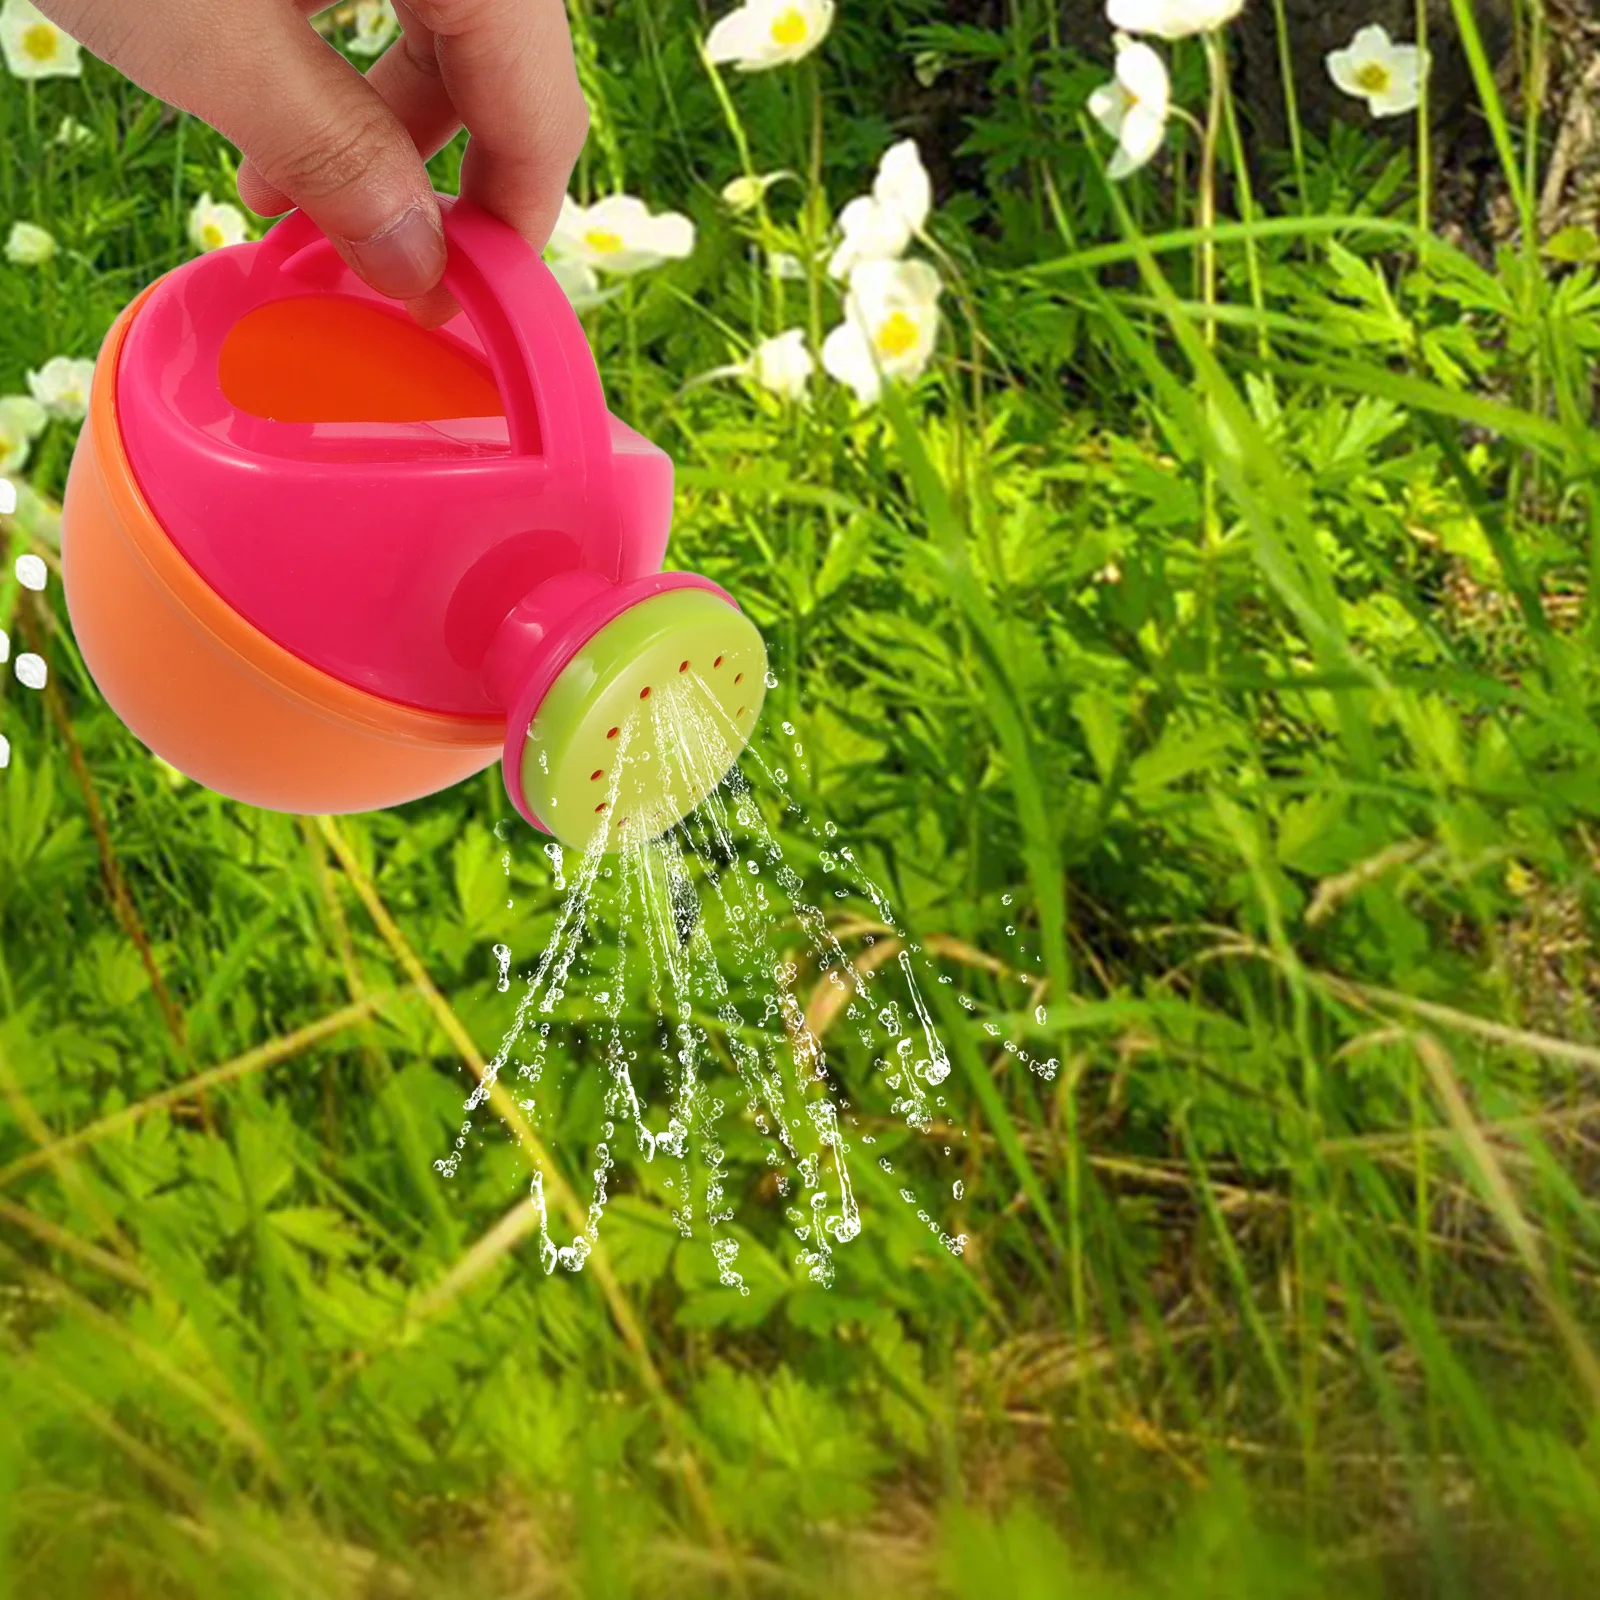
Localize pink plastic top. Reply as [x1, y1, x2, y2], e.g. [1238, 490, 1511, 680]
[115, 196, 674, 716]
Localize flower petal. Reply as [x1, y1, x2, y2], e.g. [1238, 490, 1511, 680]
[705, 6, 767, 64]
[821, 321, 881, 404]
[1117, 39, 1170, 117]
[1088, 81, 1129, 138]
[874, 139, 932, 232]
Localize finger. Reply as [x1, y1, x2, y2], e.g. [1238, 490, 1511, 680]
[403, 0, 589, 252]
[206, 8, 449, 299]
[238, 3, 462, 221]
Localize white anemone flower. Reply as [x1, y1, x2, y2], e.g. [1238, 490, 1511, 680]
[348, 0, 399, 58]
[1087, 36, 1171, 180]
[189, 193, 249, 254]
[1, 1, 82, 80]
[747, 330, 814, 400]
[54, 114, 93, 147]
[1105, 0, 1243, 40]
[821, 258, 942, 404]
[1326, 24, 1427, 117]
[28, 356, 95, 422]
[548, 194, 695, 275]
[0, 395, 47, 475]
[706, 0, 834, 72]
[5, 221, 55, 265]
[827, 140, 933, 280]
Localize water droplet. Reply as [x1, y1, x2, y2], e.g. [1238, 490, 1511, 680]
[13, 554, 46, 592]
[1035, 1005, 1047, 1025]
[763, 669, 778, 688]
[14, 653, 46, 691]
[953, 1179, 964, 1200]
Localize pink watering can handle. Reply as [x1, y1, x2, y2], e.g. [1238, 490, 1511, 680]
[252, 196, 615, 488]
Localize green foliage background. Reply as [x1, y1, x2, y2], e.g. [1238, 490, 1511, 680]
[4, 1, 1600, 1594]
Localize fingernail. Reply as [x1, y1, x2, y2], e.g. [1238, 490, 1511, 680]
[343, 203, 446, 300]
[405, 283, 462, 331]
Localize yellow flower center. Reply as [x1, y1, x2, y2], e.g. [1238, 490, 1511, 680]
[875, 312, 920, 359]
[21, 23, 58, 61]
[201, 223, 224, 250]
[770, 8, 809, 47]
[1354, 61, 1391, 94]
[584, 228, 625, 255]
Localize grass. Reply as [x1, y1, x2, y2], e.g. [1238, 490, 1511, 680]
[4, 2, 1600, 1594]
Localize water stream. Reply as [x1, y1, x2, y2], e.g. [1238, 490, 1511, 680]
[435, 668, 1054, 1287]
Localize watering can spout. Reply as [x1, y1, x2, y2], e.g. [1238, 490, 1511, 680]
[488, 571, 767, 853]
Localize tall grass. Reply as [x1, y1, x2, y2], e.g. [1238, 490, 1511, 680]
[3, 2, 1600, 1594]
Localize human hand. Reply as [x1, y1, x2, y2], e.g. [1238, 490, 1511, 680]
[35, 1, 589, 321]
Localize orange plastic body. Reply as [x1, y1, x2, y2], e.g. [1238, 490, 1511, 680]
[216, 293, 508, 426]
[62, 289, 504, 814]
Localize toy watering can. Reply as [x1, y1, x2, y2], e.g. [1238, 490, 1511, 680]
[60, 195, 767, 852]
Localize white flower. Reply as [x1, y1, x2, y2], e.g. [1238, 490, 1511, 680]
[827, 139, 933, 280]
[1106, 0, 1243, 41]
[14, 553, 46, 591]
[706, 0, 834, 71]
[548, 193, 695, 275]
[347, 0, 399, 58]
[747, 329, 814, 400]
[545, 252, 606, 310]
[54, 114, 92, 147]
[28, 356, 94, 422]
[1087, 36, 1171, 179]
[5, 221, 54, 265]
[0, 395, 47, 475]
[1326, 24, 1427, 117]
[188, 193, 248, 254]
[14, 651, 46, 691]
[821, 258, 942, 404]
[1, 1, 82, 80]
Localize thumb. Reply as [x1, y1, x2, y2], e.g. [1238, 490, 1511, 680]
[211, 13, 446, 300]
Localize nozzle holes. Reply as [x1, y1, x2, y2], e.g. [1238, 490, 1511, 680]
[595, 802, 609, 814]
[590, 769, 603, 782]
[737, 706, 747, 718]
[679, 660, 690, 673]
[639, 686, 652, 700]
[714, 655, 724, 668]
[606, 726, 619, 740]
